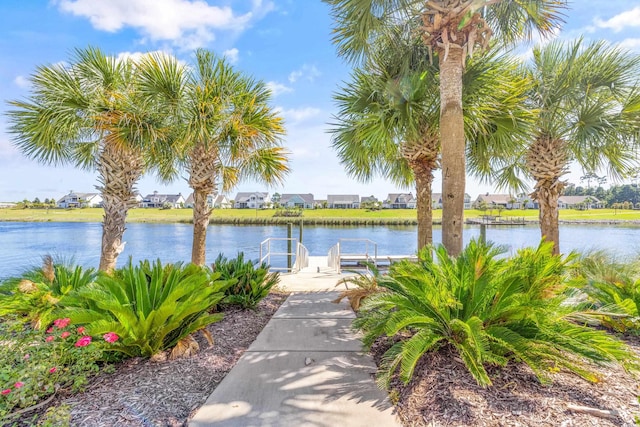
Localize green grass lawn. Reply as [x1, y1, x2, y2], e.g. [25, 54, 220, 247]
[2, 207, 640, 223]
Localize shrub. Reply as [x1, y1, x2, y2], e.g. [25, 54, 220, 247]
[570, 250, 640, 332]
[0, 256, 97, 329]
[57, 259, 231, 358]
[212, 253, 280, 309]
[333, 262, 384, 310]
[0, 318, 109, 421]
[355, 239, 636, 388]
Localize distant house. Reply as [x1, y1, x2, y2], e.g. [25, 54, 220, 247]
[432, 193, 443, 209]
[183, 194, 231, 209]
[327, 195, 360, 209]
[473, 194, 516, 209]
[141, 191, 185, 208]
[280, 194, 314, 209]
[314, 199, 327, 209]
[234, 192, 270, 209]
[360, 195, 379, 208]
[516, 193, 538, 209]
[0, 202, 17, 208]
[57, 192, 103, 208]
[383, 193, 416, 209]
[558, 195, 604, 209]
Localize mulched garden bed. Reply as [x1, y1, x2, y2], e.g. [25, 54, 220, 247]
[8, 292, 288, 427]
[370, 336, 640, 427]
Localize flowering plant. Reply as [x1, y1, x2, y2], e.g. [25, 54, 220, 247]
[0, 318, 117, 421]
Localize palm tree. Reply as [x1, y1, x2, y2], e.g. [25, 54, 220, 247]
[140, 50, 289, 266]
[330, 34, 530, 249]
[493, 39, 640, 254]
[7, 47, 178, 272]
[324, 0, 567, 255]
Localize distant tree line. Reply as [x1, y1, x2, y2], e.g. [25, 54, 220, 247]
[563, 182, 640, 209]
[16, 198, 57, 209]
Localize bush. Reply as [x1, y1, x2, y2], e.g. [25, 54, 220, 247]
[212, 253, 280, 309]
[0, 256, 97, 329]
[333, 262, 384, 310]
[57, 259, 232, 358]
[0, 318, 109, 421]
[570, 250, 640, 332]
[355, 239, 636, 388]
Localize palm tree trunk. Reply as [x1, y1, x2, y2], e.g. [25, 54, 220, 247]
[536, 184, 561, 255]
[415, 160, 434, 249]
[439, 47, 465, 256]
[97, 144, 144, 273]
[191, 187, 212, 266]
[528, 137, 568, 255]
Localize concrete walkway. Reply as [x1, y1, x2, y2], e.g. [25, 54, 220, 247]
[189, 289, 401, 427]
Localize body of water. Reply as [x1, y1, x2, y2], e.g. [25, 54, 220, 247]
[1, 221, 639, 278]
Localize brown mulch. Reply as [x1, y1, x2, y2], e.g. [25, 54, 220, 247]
[11, 292, 288, 427]
[370, 336, 640, 427]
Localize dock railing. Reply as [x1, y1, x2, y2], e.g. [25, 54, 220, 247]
[260, 237, 309, 273]
[327, 238, 378, 273]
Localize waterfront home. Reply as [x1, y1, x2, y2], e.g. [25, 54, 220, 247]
[141, 191, 185, 208]
[234, 192, 270, 209]
[280, 194, 314, 209]
[473, 193, 517, 209]
[57, 192, 103, 208]
[183, 194, 231, 209]
[327, 194, 360, 209]
[558, 195, 604, 209]
[360, 195, 380, 208]
[383, 193, 416, 209]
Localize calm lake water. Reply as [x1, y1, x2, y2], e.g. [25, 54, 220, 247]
[1, 221, 639, 278]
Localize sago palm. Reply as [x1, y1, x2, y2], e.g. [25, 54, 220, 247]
[140, 50, 289, 265]
[331, 34, 530, 249]
[7, 47, 180, 272]
[492, 39, 640, 254]
[355, 239, 635, 388]
[324, 0, 567, 256]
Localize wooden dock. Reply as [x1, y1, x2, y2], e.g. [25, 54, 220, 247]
[466, 216, 526, 226]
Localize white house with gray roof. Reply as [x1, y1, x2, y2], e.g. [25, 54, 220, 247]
[383, 193, 416, 209]
[327, 195, 360, 209]
[141, 191, 185, 208]
[234, 192, 270, 209]
[57, 192, 103, 208]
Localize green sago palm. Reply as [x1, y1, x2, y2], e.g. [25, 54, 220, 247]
[355, 239, 636, 388]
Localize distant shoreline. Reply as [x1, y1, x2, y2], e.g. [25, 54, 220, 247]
[2, 207, 640, 226]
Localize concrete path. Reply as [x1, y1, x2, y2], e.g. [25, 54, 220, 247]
[189, 291, 401, 427]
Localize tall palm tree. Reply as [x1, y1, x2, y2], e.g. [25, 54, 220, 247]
[492, 39, 640, 254]
[324, 0, 567, 256]
[7, 47, 178, 273]
[140, 50, 289, 266]
[331, 37, 531, 249]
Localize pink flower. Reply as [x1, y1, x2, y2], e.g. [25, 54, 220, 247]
[61, 331, 70, 339]
[46, 327, 54, 333]
[77, 326, 86, 335]
[1, 389, 10, 395]
[53, 318, 71, 329]
[14, 382, 24, 389]
[103, 332, 119, 343]
[23, 354, 30, 360]
[49, 367, 57, 374]
[45, 335, 55, 342]
[75, 336, 92, 347]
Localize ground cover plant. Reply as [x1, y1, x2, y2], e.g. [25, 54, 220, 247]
[355, 239, 637, 389]
[212, 252, 280, 309]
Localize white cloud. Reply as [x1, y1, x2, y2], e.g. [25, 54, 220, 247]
[594, 7, 640, 33]
[223, 48, 239, 64]
[53, 0, 275, 49]
[276, 107, 322, 123]
[619, 38, 640, 52]
[13, 75, 30, 89]
[266, 81, 293, 96]
[288, 64, 321, 84]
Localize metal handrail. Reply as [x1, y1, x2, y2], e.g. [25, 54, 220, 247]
[260, 237, 307, 273]
[293, 242, 309, 272]
[328, 239, 378, 273]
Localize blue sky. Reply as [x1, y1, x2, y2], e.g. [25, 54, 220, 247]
[1, 0, 639, 203]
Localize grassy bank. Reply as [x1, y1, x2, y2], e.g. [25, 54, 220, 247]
[2, 207, 640, 224]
